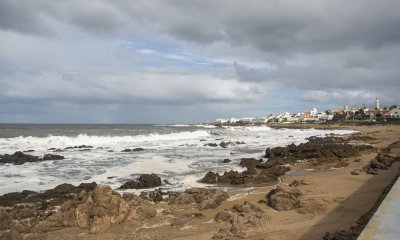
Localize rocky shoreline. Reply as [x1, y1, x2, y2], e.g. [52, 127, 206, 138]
[1, 126, 399, 239]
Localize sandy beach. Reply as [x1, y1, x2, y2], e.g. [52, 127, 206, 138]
[1, 124, 399, 240]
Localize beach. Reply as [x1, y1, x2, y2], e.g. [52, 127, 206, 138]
[0, 124, 399, 240]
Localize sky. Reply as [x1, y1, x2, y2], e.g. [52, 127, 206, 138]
[1, 0, 399, 124]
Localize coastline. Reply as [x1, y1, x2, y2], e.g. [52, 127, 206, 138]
[0, 124, 399, 240]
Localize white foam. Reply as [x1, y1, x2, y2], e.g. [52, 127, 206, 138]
[0, 130, 210, 153]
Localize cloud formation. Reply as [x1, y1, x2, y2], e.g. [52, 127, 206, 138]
[0, 0, 399, 123]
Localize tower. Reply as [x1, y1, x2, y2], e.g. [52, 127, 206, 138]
[375, 97, 380, 110]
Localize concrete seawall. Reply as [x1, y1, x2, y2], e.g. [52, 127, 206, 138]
[357, 176, 400, 240]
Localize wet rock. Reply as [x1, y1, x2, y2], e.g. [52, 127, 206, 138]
[253, 166, 290, 184]
[204, 143, 218, 147]
[120, 174, 162, 189]
[264, 137, 374, 165]
[222, 159, 231, 163]
[239, 158, 260, 174]
[42, 154, 64, 161]
[0, 182, 96, 207]
[65, 145, 93, 150]
[219, 141, 237, 148]
[121, 148, 144, 152]
[0, 151, 66, 165]
[0, 152, 41, 165]
[350, 171, 360, 175]
[200, 163, 289, 186]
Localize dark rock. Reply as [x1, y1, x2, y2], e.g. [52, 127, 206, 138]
[239, 158, 260, 174]
[199, 171, 220, 184]
[222, 159, 231, 163]
[120, 174, 161, 189]
[253, 166, 290, 184]
[0, 151, 41, 165]
[65, 145, 93, 150]
[42, 154, 64, 160]
[204, 143, 218, 147]
[219, 141, 236, 148]
[132, 148, 144, 152]
[0, 182, 97, 207]
[370, 159, 388, 170]
[350, 171, 360, 175]
[121, 148, 144, 152]
[200, 165, 289, 186]
[264, 137, 373, 166]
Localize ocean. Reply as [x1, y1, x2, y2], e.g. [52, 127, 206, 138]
[0, 124, 354, 195]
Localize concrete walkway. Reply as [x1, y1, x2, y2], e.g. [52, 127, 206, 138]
[357, 176, 400, 240]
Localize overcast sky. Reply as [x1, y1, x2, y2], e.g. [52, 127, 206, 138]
[1, 0, 399, 123]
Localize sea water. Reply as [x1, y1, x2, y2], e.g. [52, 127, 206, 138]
[0, 124, 354, 195]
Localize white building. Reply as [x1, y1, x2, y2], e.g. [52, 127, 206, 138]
[229, 118, 239, 123]
[310, 108, 318, 117]
[238, 117, 254, 124]
[215, 119, 228, 124]
[390, 107, 400, 118]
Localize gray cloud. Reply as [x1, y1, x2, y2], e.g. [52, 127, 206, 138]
[1, 0, 400, 123]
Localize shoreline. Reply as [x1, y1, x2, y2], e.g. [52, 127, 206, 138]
[0, 124, 399, 239]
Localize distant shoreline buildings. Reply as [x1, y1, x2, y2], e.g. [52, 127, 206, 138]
[214, 98, 400, 125]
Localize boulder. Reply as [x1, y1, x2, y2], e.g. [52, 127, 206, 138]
[213, 201, 266, 239]
[266, 186, 302, 211]
[120, 174, 162, 189]
[75, 185, 130, 233]
[363, 153, 397, 174]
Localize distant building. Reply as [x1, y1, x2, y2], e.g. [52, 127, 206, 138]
[238, 117, 254, 124]
[229, 118, 239, 123]
[375, 97, 380, 110]
[215, 119, 228, 124]
[390, 107, 400, 118]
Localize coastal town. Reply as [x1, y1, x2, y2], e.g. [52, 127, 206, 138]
[215, 97, 400, 125]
